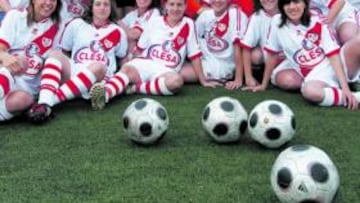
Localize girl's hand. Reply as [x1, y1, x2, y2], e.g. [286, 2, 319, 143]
[242, 84, 267, 92]
[225, 80, 242, 90]
[3, 55, 27, 75]
[200, 79, 223, 88]
[245, 76, 258, 87]
[343, 89, 358, 110]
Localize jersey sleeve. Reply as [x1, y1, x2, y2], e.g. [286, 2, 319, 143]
[121, 11, 133, 27]
[0, 10, 21, 49]
[195, 10, 208, 39]
[233, 7, 248, 44]
[325, 0, 337, 8]
[136, 17, 156, 51]
[264, 15, 282, 54]
[59, 18, 81, 51]
[186, 19, 202, 60]
[115, 27, 128, 58]
[320, 23, 340, 56]
[132, 9, 161, 33]
[241, 13, 261, 49]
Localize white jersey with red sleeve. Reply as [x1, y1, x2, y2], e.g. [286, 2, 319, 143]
[9, 0, 29, 9]
[54, 0, 89, 47]
[121, 8, 161, 33]
[0, 9, 58, 93]
[310, 0, 357, 28]
[136, 16, 201, 72]
[265, 14, 340, 77]
[60, 18, 128, 78]
[60, 0, 89, 22]
[196, 7, 248, 65]
[242, 10, 272, 50]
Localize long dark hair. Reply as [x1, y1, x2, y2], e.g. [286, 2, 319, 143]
[27, 0, 62, 26]
[254, 0, 263, 14]
[141, 0, 161, 10]
[82, 0, 118, 24]
[278, 0, 310, 27]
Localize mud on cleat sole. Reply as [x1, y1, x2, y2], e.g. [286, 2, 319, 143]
[90, 83, 106, 110]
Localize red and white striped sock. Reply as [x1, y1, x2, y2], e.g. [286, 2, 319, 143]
[134, 77, 173, 95]
[319, 87, 344, 106]
[38, 58, 62, 106]
[54, 68, 97, 105]
[104, 72, 129, 102]
[0, 68, 14, 99]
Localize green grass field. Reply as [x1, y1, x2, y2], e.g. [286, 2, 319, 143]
[0, 84, 359, 202]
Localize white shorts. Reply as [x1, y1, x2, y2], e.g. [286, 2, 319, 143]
[0, 68, 40, 96]
[304, 47, 360, 87]
[0, 95, 14, 121]
[332, 3, 357, 29]
[270, 59, 302, 86]
[0, 68, 39, 121]
[201, 56, 234, 83]
[124, 58, 175, 82]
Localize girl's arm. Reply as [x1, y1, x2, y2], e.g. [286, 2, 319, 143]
[243, 48, 257, 87]
[326, 0, 345, 24]
[0, 44, 27, 75]
[226, 44, 243, 89]
[328, 53, 358, 109]
[242, 51, 278, 92]
[0, 0, 11, 12]
[191, 56, 222, 88]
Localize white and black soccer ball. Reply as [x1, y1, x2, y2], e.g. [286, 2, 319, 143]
[248, 100, 295, 148]
[271, 145, 340, 203]
[122, 98, 169, 145]
[202, 96, 248, 143]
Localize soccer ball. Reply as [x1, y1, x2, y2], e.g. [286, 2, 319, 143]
[271, 145, 340, 203]
[248, 100, 295, 148]
[122, 98, 169, 145]
[201, 96, 248, 143]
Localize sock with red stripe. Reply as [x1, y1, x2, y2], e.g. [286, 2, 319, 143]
[319, 87, 344, 106]
[0, 68, 14, 99]
[104, 72, 129, 102]
[53, 68, 97, 105]
[134, 77, 173, 95]
[38, 58, 62, 106]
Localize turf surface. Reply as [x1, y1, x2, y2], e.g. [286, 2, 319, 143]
[0, 85, 359, 202]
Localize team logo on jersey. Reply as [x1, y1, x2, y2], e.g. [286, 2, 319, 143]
[176, 37, 184, 47]
[162, 40, 174, 51]
[206, 36, 229, 53]
[25, 55, 44, 76]
[293, 47, 325, 69]
[42, 37, 52, 48]
[90, 40, 103, 52]
[74, 45, 109, 65]
[67, 1, 84, 16]
[302, 33, 319, 50]
[147, 43, 181, 68]
[103, 39, 113, 50]
[217, 23, 227, 33]
[25, 43, 40, 57]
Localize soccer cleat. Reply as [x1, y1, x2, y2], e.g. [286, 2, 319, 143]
[125, 84, 136, 95]
[28, 103, 53, 124]
[349, 81, 360, 92]
[90, 82, 106, 110]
